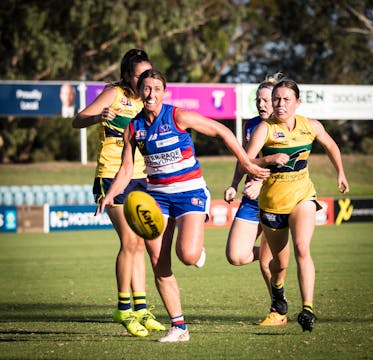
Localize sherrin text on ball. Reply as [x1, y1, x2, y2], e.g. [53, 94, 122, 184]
[123, 191, 164, 240]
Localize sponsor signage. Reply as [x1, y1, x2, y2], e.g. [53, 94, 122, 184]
[239, 84, 373, 120]
[334, 198, 373, 225]
[0, 82, 80, 117]
[0, 206, 17, 232]
[48, 205, 112, 232]
[85, 82, 237, 119]
[164, 84, 236, 119]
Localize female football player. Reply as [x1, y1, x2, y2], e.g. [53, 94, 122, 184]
[96, 69, 282, 342]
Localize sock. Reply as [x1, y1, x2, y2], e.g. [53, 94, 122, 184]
[118, 292, 131, 311]
[303, 302, 314, 313]
[271, 282, 284, 298]
[133, 291, 147, 311]
[171, 315, 186, 330]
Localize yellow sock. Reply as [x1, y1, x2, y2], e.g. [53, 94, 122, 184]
[303, 302, 313, 313]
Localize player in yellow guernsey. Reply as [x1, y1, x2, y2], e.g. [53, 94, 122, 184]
[246, 78, 349, 332]
[72, 49, 165, 337]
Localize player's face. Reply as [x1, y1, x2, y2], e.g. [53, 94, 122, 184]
[256, 88, 273, 120]
[140, 77, 165, 111]
[272, 86, 301, 122]
[130, 61, 152, 92]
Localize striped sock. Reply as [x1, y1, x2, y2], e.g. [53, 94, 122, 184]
[171, 315, 186, 330]
[133, 291, 147, 311]
[303, 302, 314, 313]
[118, 292, 131, 311]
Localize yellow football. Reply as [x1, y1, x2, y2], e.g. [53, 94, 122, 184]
[123, 191, 164, 240]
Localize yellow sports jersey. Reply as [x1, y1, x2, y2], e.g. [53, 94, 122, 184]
[95, 86, 146, 179]
[259, 115, 320, 214]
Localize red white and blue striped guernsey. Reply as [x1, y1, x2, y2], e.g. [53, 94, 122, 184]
[129, 104, 206, 194]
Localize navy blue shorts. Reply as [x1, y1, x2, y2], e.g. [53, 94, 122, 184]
[234, 196, 259, 223]
[259, 209, 289, 230]
[93, 177, 147, 205]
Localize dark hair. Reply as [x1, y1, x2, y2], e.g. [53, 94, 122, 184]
[272, 78, 300, 99]
[120, 48, 150, 79]
[110, 49, 151, 97]
[137, 69, 167, 92]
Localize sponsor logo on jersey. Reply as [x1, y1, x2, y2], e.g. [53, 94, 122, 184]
[135, 130, 147, 140]
[273, 131, 285, 138]
[144, 148, 183, 166]
[156, 136, 179, 148]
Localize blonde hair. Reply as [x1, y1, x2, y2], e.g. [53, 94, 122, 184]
[257, 72, 285, 93]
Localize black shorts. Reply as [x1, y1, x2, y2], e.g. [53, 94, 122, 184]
[259, 209, 289, 230]
[93, 177, 147, 205]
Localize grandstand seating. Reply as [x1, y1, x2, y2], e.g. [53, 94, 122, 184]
[0, 184, 94, 206]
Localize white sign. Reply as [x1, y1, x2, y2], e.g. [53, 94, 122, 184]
[239, 84, 373, 120]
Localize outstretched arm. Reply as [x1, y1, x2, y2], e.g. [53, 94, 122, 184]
[175, 109, 270, 179]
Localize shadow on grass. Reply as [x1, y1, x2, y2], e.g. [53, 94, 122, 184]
[0, 302, 264, 324]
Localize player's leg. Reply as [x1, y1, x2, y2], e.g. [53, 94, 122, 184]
[145, 217, 188, 342]
[289, 200, 317, 331]
[226, 218, 260, 266]
[226, 198, 261, 265]
[259, 229, 289, 326]
[107, 205, 149, 336]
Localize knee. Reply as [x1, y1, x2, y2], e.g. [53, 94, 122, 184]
[294, 243, 311, 261]
[176, 247, 199, 266]
[226, 252, 253, 266]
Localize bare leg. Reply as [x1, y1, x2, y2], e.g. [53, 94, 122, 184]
[226, 219, 261, 265]
[289, 201, 316, 304]
[107, 206, 146, 293]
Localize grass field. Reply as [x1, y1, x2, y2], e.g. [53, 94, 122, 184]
[0, 155, 372, 198]
[0, 223, 372, 360]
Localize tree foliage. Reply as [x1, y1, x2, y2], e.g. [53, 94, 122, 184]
[0, 0, 372, 163]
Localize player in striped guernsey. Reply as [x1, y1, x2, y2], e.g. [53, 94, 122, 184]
[97, 69, 270, 342]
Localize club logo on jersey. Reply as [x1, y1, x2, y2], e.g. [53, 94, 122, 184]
[282, 148, 310, 170]
[159, 124, 172, 134]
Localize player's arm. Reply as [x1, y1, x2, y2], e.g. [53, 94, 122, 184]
[95, 126, 136, 214]
[72, 87, 116, 128]
[310, 118, 349, 194]
[175, 108, 270, 179]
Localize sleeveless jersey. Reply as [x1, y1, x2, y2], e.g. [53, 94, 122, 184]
[95, 86, 146, 179]
[258, 115, 317, 214]
[129, 104, 206, 194]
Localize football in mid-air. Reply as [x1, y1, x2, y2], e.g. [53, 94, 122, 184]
[123, 191, 164, 240]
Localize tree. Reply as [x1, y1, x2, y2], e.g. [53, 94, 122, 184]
[0, 0, 372, 163]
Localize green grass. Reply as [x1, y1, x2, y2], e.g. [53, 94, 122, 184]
[0, 155, 372, 198]
[0, 223, 372, 360]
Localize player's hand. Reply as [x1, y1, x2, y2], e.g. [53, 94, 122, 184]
[244, 162, 270, 179]
[95, 195, 114, 216]
[243, 180, 262, 200]
[101, 107, 116, 121]
[224, 186, 237, 203]
[270, 153, 290, 166]
[338, 174, 349, 194]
